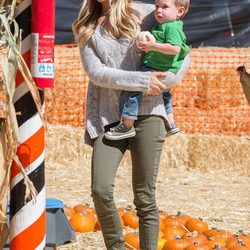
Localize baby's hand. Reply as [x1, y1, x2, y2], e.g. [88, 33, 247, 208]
[136, 31, 155, 51]
[138, 40, 156, 52]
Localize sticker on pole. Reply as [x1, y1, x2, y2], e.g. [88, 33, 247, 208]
[31, 33, 54, 79]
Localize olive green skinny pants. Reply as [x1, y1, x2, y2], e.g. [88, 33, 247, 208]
[91, 116, 166, 250]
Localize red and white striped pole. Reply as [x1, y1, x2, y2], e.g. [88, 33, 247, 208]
[10, 0, 54, 249]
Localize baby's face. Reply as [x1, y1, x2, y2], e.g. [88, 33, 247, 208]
[154, 0, 182, 23]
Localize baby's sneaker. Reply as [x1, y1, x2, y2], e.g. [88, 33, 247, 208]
[105, 123, 136, 140]
[166, 123, 180, 137]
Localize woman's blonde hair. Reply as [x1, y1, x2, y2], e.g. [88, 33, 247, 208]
[72, 0, 142, 47]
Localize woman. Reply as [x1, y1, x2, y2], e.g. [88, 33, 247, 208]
[72, 0, 190, 249]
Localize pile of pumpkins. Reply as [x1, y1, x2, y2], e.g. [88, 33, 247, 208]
[64, 203, 250, 250]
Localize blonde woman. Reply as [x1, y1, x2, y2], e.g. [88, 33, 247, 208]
[72, 0, 190, 249]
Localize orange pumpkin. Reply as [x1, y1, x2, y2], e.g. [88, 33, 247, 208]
[163, 236, 190, 250]
[73, 203, 95, 214]
[69, 212, 95, 233]
[216, 230, 233, 241]
[175, 211, 191, 225]
[228, 240, 250, 250]
[64, 205, 76, 219]
[204, 228, 219, 238]
[185, 242, 210, 250]
[160, 220, 165, 232]
[118, 207, 125, 217]
[226, 234, 250, 249]
[185, 218, 209, 234]
[163, 227, 185, 241]
[125, 232, 140, 250]
[159, 210, 169, 221]
[229, 246, 249, 250]
[122, 209, 139, 229]
[207, 236, 227, 249]
[182, 231, 208, 245]
[163, 214, 185, 229]
[204, 228, 232, 241]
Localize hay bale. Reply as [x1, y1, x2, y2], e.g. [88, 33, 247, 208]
[187, 134, 250, 173]
[45, 123, 91, 165]
[45, 124, 250, 174]
[157, 133, 190, 169]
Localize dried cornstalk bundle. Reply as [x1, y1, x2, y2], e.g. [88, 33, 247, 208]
[0, 0, 43, 226]
[0, 86, 7, 119]
[0, 45, 9, 224]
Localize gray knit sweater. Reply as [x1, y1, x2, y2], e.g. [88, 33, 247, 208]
[80, 2, 189, 146]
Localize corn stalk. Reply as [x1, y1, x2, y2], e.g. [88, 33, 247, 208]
[0, 0, 44, 226]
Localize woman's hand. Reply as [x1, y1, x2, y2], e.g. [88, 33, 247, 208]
[148, 72, 167, 96]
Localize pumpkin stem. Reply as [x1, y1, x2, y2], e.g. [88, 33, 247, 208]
[176, 211, 182, 216]
[234, 233, 241, 238]
[236, 239, 245, 246]
[208, 236, 215, 241]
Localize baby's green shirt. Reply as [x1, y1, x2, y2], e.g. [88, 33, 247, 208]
[144, 20, 190, 72]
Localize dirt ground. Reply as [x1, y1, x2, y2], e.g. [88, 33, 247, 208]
[45, 125, 250, 250]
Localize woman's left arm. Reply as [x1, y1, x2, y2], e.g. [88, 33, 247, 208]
[164, 54, 191, 89]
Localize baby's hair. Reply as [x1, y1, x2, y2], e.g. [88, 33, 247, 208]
[172, 0, 190, 18]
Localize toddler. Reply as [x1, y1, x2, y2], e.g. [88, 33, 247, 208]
[105, 0, 190, 140]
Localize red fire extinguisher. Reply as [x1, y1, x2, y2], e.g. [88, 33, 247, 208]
[31, 0, 55, 88]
